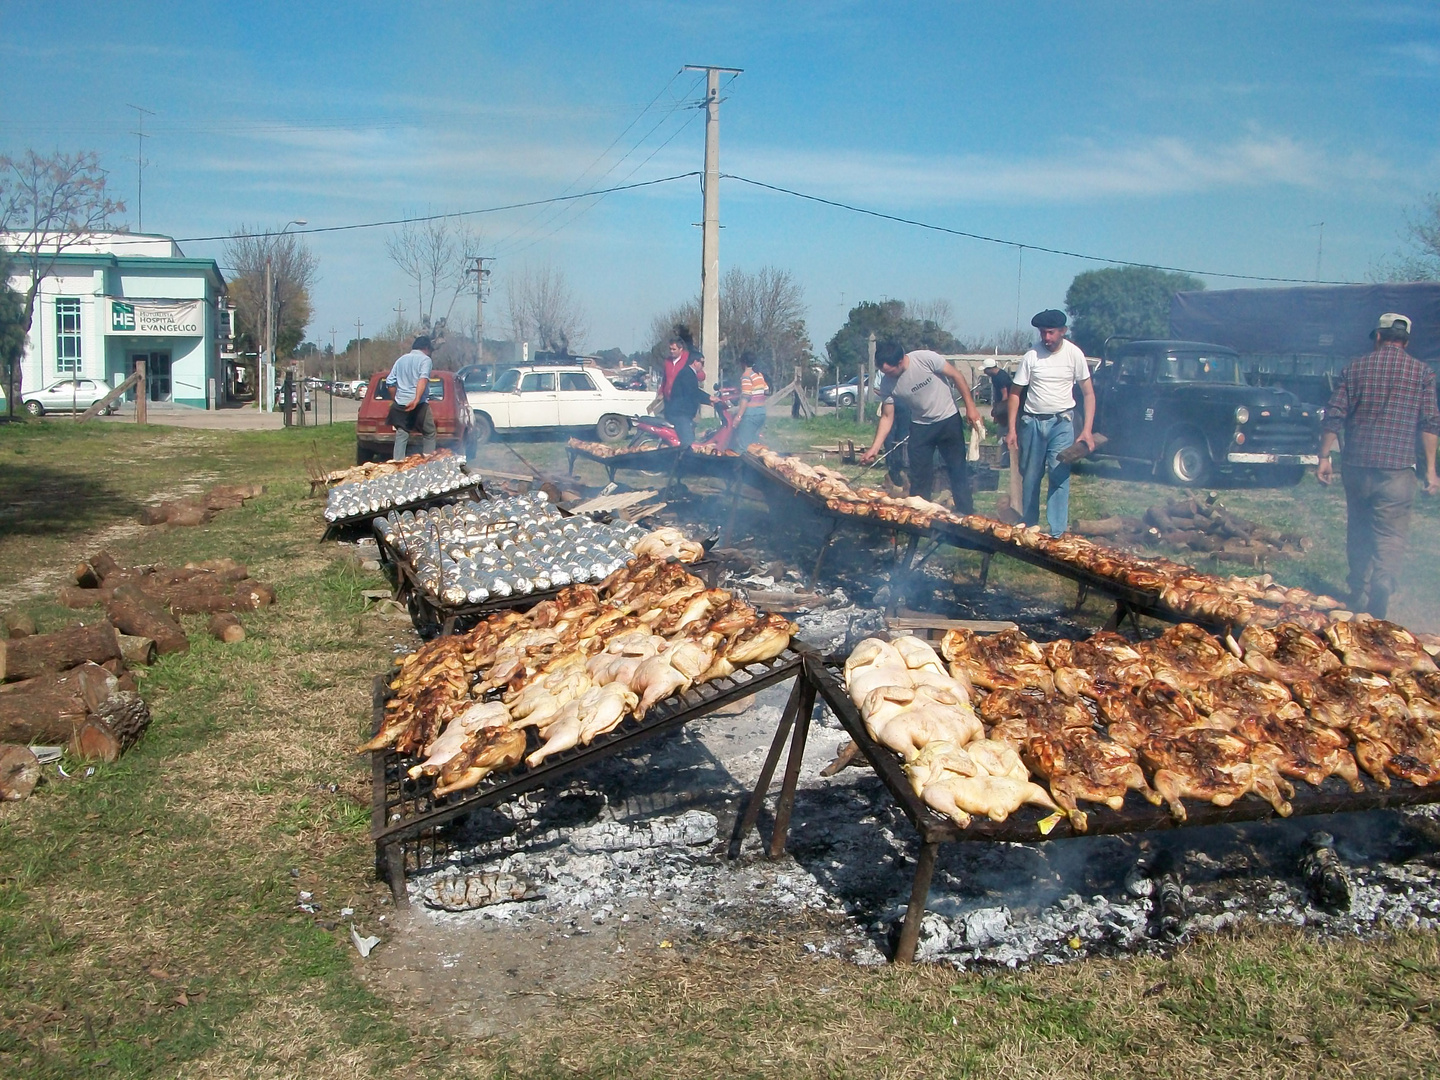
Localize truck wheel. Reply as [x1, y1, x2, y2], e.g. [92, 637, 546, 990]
[1161, 435, 1211, 486]
[356, 445, 373, 465]
[596, 414, 628, 442]
[1267, 465, 1306, 487]
[473, 413, 494, 445]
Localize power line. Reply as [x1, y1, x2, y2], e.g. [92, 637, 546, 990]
[721, 174, 1365, 285]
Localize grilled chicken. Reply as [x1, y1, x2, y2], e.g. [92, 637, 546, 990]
[941, 627, 1055, 693]
[1391, 670, 1440, 724]
[979, 687, 1091, 747]
[1022, 726, 1160, 831]
[1139, 623, 1245, 693]
[432, 727, 527, 797]
[1096, 679, 1220, 748]
[1290, 667, 1400, 730]
[407, 700, 512, 780]
[1138, 729, 1292, 820]
[1349, 710, 1440, 787]
[1239, 621, 1340, 684]
[1190, 670, 1300, 727]
[1045, 632, 1153, 699]
[1327, 617, 1439, 675]
[1233, 712, 1362, 792]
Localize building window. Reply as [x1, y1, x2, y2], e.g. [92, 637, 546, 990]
[56, 298, 82, 374]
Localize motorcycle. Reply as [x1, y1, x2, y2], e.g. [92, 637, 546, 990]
[628, 385, 740, 452]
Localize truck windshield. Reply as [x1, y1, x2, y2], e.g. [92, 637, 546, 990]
[493, 368, 522, 392]
[1156, 352, 1241, 384]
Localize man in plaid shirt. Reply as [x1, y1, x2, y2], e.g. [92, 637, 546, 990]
[1317, 312, 1440, 618]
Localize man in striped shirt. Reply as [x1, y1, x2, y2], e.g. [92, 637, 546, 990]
[1317, 312, 1440, 618]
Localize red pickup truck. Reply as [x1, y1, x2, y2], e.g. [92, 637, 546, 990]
[355, 369, 478, 464]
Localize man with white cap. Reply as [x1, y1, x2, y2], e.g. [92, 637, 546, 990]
[1317, 312, 1440, 618]
[1006, 309, 1096, 535]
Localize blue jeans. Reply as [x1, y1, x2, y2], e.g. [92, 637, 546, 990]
[670, 414, 695, 448]
[1019, 412, 1074, 536]
[731, 408, 765, 451]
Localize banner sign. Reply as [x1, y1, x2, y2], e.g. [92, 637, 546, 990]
[107, 299, 204, 336]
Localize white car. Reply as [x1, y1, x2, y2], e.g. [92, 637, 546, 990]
[23, 378, 118, 416]
[467, 365, 656, 443]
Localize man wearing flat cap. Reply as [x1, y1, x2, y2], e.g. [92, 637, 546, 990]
[1317, 312, 1440, 619]
[1006, 309, 1096, 535]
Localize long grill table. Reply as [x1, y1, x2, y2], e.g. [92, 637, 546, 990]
[369, 648, 807, 903]
[732, 655, 1440, 963]
[322, 481, 484, 541]
[566, 443, 681, 483]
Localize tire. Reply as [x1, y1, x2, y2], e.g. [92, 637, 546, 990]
[473, 413, 494, 445]
[838, 392, 856, 408]
[596, 413, 629, 442]
[628, 434, 663, 452]
[1267, 465, 1306, 487]
[1160, 434, 1211, 486]
[23, 400, 42, 417]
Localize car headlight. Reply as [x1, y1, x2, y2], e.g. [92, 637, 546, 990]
[1234, 406, 1250, 424]
[1315, 406, 1325, 421]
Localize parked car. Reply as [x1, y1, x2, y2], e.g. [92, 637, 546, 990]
[23, 378, 118, 416]
[819, 372, 882, 407]
[355, 369, 477, 464]
[466, 364, 656, 443]
[1089, 340, 1321, 486]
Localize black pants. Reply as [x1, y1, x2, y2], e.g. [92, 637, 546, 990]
[885, 402, 912, 487]
[908, 413, 971, 511]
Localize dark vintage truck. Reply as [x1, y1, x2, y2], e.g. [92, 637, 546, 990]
[1088, 340, 1322, 486]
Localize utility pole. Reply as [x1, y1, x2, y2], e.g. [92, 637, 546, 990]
[394, 300, 406, 338]
[355, 319, 363, 380]
[126, 104, 154, 232]
[861, 331, 875, 425]
[329, 327, 337, 425]
[1311, 222, 1325, 280]
[468, 256, 493, 364]
[684, 65, 742, 372]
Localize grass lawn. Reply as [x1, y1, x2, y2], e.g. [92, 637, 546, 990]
[1, 415, 1439, 1078]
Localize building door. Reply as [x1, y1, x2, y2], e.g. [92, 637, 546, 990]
[129, 352, 172, 401]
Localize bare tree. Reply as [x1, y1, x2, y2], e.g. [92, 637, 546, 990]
[905, 298, 956, 333]
[224, 226, 319, 359]
[385, 215, 482, 333]
[1373, 193, 1440, 282]
[968, 328, 1034, 354]
[505, 263, 588, 354]
[0, 150, 125, 415]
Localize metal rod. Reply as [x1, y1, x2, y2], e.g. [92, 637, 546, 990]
[728, 675, 804, 858]
[768, 677, 816, 858]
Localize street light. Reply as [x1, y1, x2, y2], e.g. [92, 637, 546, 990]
[263, 219, 307, 413]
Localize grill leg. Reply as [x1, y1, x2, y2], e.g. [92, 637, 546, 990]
[768, 677, 817, 858]
[728, 675, 804, 858]
[809, 520, 840, 588]
[1074, 581, 1090, 612]
[1103, 599, 1128, 632]
[721, 471, 744, 545]
[895, 840, 939, 963]
[978, 551, 993, 588]
[381, 841, 408, 908]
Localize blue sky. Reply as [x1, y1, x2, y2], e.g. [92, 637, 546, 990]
[4, 1, 1438, 355]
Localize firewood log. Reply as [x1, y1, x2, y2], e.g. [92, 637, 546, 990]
[115, 632, 156, 667]
[183, 558, 249, 582]
[1073, 516, 1126, 537]
[0, 621, 121, 682]
[75, 551, 122, 588]
[164, 502, 211, 528]
[208, 613, 246, 643]
[106, 585, 189, 656]
[166, 582, 274, 615]
[1145, 505, 1177, 532]
[0, 675, 92, 743]
[57, 586, 103, 609]
[0, 745, 39, 800]
[70, 692, 151, 762]
[5, 612, 35, 639]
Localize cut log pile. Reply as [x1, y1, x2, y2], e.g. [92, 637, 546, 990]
[138, 483, 264, 527]
[59, 552, 276, 647]
[1074, 493, 1309, 565]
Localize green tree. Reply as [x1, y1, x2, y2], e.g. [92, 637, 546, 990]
[825, 300, 961, 378]
[1064, 267, 1205, 356]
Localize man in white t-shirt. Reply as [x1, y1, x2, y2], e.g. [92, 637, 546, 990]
[1005, 309, 1096, 535]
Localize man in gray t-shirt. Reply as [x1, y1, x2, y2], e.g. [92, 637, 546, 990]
[384, 335, 437, 460]
[861, 344, 982, 509]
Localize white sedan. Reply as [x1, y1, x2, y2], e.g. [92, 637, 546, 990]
[23, 378, 118, 416]
[467, 365, 656, 442]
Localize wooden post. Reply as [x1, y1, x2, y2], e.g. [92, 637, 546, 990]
[135, 361, 147, 425]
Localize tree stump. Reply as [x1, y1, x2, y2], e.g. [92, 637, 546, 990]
[5, 612, 36, 639]
[0, 620, 122, 682]
[0, 745, 40, 800]
[57, 586, 103, 609]
[115, 633, 157, 667]
[106, 585, 189, 656]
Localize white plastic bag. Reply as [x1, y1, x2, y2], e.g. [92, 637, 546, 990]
[967, 422, 982, 462]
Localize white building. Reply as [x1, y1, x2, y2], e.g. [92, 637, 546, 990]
[4, 232, 229, 409]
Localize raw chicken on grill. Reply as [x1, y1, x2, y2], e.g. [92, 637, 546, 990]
[1232, 712, 1362, 793]
[1239, 621, 1341, 684]
[845, 637, 983, 761]
[1137, 729, 1292, 820]
[941, 627, 1055, 693]
[1326, 617, 1438, 675]
[904, 741, 1058, 828]
[1138, 623, 1245, 693]
[1045, 632, 1153, 699]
